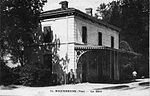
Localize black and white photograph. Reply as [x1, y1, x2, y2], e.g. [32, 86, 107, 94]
[0, 0, 149, 96]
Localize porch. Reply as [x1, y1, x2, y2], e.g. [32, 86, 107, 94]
[75, 45, 137, 83]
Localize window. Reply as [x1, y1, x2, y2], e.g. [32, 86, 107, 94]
[111, 36, 114, 48]
[43, 26, 53, 43]
[98, 32, 102, 46]
[82, 26, 87, 44]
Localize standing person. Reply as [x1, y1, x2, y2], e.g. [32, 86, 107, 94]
[68, 69, 75, 84]
[132, 70, 137, 81]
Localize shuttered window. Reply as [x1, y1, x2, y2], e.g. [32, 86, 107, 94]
[111, 36, 114, 48]
[82, 26, 87, 44]
[43, 26, 53, 43]
[98, 32, 102, 46]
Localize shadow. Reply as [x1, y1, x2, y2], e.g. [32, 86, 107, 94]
[139, 82, 150, 86]
[111, 80, 140, 84]
[0, 85, 18, 90]
[121, 87, 136, 90]
[140, 86, 150, 90]
[93, 85, 129, 90]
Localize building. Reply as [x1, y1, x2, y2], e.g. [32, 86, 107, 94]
[37, 1, 138, 83]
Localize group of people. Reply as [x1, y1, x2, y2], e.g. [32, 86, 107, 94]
[67, 69, 138, 84]
[67, 69, 75, 84]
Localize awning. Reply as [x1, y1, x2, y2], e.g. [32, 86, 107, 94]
[75, 44, 140, 56]
[75, 45, 109, 50]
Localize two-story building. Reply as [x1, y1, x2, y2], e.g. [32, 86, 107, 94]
[38, 1, 137, 83]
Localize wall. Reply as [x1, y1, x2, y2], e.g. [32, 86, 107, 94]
[74, 16, 119, 49]
[40, 14, 120, 74]
[41, 16, 75, 73]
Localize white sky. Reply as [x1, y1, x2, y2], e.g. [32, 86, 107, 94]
[43, 0, 115, 14]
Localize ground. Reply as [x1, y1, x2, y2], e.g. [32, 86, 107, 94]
[0, 78, 149, 96]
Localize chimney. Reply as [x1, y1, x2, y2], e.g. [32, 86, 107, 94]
[85, 8, 93, 16]
[59, 1, 68, 10]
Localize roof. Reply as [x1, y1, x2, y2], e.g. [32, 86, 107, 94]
[75, 45, 139, 56]
[40, 8, 121, 32]
[75, 45, 110, 50]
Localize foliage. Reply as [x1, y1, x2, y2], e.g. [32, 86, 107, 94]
[0, 0, 47, 65]
[0, 0, 72, 86]
[96, 1, 121, 26]
[51, 35, 70, 84]
[0, 0, 51, 86]
[18, 63, 52, 86]
[0, 60, 19, 85]
[96, 0, 149, 77]
[15, 34, 61, 86]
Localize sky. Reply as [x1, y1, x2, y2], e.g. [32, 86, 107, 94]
[43, 0, 115, 14]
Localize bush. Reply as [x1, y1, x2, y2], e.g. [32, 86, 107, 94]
[18, 62, 60, 87]
[0, 60, 18, 86]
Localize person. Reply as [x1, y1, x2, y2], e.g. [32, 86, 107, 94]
[68, 69, 75, 84]
[132, 70, 137, 81]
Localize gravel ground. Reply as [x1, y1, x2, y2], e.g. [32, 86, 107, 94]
[0, 78, 149, 96]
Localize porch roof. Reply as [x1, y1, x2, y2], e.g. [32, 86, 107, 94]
[75, 45, 109, 50]
[74, 45, 140, 56]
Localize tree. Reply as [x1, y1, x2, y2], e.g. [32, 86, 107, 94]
[0, 0, 47, 66]
[96, 1, 122, 27]
[0, 0, 48, 86]
[121, 0, 149, 77]
[0, 60, 16, 85]
[96, 0, 149, 77]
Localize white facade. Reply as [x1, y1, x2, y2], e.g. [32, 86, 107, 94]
[41, 16, 75, 72]
[75, 16, 119, 48]
[41, 11, 119, 73]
